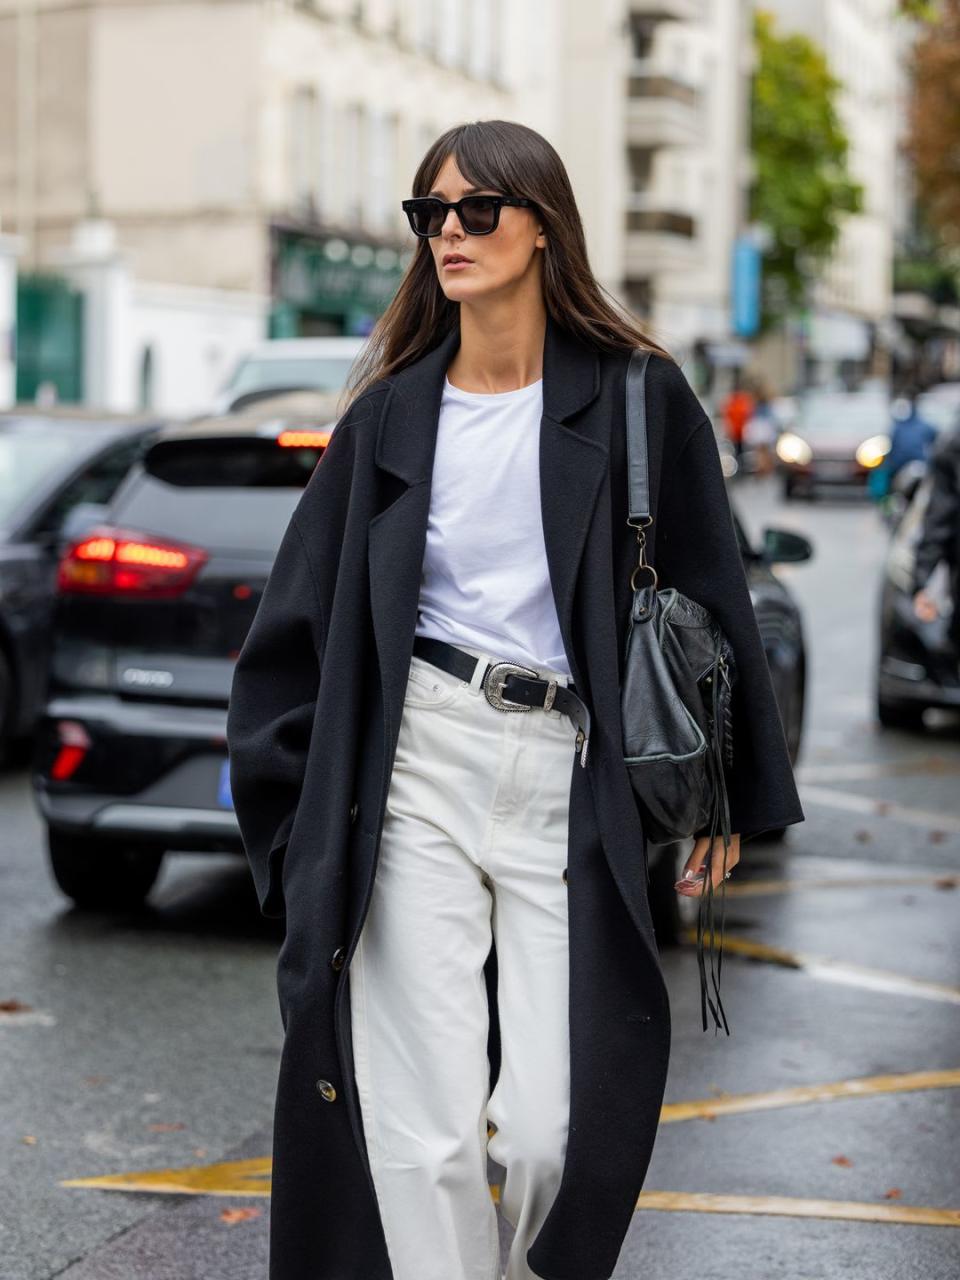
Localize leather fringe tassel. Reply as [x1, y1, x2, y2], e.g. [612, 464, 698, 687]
[695, 650, 734, 1035]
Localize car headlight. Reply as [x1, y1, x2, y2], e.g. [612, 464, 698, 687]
[776, 432, 813, 466]
[855, 434, 891, 468]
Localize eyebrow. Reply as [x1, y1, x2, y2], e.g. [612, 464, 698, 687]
[426, 185, 498, 199]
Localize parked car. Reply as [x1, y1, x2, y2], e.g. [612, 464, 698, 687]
[647, 510, 813, 942]
[776, 387, 892, 500]
[0, 408, 162, 762]
[212, 336, 367, 414]
[31, 394, 338, 908]
[916, 382, 960, 438]
[875, 471, 960, 731]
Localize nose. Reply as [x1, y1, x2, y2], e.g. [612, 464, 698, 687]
[441, 207, 466, 237]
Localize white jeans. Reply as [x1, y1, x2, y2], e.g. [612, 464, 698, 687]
[350, 642, 579, 1280]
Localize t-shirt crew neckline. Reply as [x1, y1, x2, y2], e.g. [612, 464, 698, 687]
[443, 374, 543, 401]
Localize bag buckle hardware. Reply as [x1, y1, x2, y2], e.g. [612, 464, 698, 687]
[628, 515, 658, 592]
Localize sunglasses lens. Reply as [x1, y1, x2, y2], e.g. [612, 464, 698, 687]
[459, 197, 498, 233]
[408, 200, 444, 236]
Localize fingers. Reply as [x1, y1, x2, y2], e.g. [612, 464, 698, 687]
[913, 590, 938, 621]
[675, 835, 740, 896]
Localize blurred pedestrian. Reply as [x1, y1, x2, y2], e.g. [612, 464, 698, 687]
[226, 119, 802, 1280]
[912, 419, 960, 643]
[887, 391, 937, 487]
[720, 379, 755, 463]
[870, 390, 938, 510]
[743, 379, 779, 477]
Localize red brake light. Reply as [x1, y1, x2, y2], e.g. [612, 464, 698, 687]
[57, 526, 208, 597]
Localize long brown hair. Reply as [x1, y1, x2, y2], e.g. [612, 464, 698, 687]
[340, 119, 673, 415]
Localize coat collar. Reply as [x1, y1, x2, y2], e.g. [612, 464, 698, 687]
[375, 310, 604, 483]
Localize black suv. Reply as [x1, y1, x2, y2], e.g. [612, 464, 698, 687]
[31, 395, 335, 909]
[33, 399, 813, 929]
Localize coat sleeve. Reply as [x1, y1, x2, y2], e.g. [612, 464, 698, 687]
[654, 415, 805, 841]
[911, 433, 959, 594]
[225, 405, 361, 918]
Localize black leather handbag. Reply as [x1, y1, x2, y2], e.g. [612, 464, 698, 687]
[621, 347, 737, 1034]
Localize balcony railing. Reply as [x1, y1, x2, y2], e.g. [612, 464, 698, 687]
[624, 201, 699, 276]
[628, 0, 704, 21]
[627, 60, 699, 108]
[626, 207, 696, 237]
[626, 60, 701, 147]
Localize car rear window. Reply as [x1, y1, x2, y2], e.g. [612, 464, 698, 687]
[227, 356, 355, 398]
[0, 423, 95, 522]
[111, 436, 327, 552]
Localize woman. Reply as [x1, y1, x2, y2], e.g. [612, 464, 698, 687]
[226, 120, 804, 1280]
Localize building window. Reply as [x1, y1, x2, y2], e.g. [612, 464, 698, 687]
[412, 0, 433, 54]
[437, 0, 461, 66]
[628, 14, 655, 63]
[466, 0, 494, 80]
[344, 102, 365, 225]
[291, 86, 320, 217]
[366, 109, 399, 234]
[138, 345, 155, 410]
[627, 147, 654, 200]
[626, 279, 653, 319]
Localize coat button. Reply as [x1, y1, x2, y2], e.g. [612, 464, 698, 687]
[561, 868, 568, 885]
[316, 1079, 337, 1102]
[349, 801, 359, 824]
[331, 946, 346, 971]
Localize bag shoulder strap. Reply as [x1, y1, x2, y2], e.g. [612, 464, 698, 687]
[626, 348, 652, 523]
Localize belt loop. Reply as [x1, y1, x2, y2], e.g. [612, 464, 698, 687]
[467, 652, 488, 694]
[543, 679, 558, 713]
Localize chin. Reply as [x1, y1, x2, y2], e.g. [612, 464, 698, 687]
[440, 282, 488, 302]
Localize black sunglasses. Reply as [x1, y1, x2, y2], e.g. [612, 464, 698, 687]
[401, 194, 536, 238]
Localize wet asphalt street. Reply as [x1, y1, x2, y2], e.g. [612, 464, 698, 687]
[1, 472, 958, 1280]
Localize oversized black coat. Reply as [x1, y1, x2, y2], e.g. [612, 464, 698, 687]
[225, 311, 805, 1280]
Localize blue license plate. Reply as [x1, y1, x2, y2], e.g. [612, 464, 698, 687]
[217, 759, 234, 810]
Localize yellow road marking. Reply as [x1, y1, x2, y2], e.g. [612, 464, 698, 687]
[62, 1162, 959, 1226]
[660, 1068, 960, 1122]
[681, 929, 960, 1004]
[634, 1191, 960, 1227]
[723, 872, 959, 897]
[62, 1158, 273, 1197]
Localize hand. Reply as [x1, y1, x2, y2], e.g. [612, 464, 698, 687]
[913, 589, 939, 622]
[675, 832, 741, 896]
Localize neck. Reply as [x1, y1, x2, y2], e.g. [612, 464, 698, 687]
[446, 295, 547, 394]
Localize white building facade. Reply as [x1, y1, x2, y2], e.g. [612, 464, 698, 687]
[0, 0, 543, 414]
[0, 0, 753, 413]
[758, 0, 898, 383]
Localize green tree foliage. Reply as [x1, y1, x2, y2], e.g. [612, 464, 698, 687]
[906, 0, 960, 253]
[750, 9, 863, 326]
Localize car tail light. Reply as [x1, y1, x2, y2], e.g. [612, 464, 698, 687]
[276, 428, 331, 448]
[51, 721, 91, 780]
[57, 525, 209, 597]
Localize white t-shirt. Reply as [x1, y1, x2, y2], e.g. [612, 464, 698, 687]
[413, 373, 571, 677]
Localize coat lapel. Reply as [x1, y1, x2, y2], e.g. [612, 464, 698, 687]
[368, 311, 606, 725]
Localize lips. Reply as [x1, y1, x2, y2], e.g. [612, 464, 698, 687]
[443, 254, 473, 265]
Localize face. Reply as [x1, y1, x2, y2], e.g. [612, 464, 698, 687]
[424, 154, 546, 303]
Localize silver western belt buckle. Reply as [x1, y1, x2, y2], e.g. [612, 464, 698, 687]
[483, 661, 540, 713]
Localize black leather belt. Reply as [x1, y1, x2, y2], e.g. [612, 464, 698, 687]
[411, 635, 592, 767]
